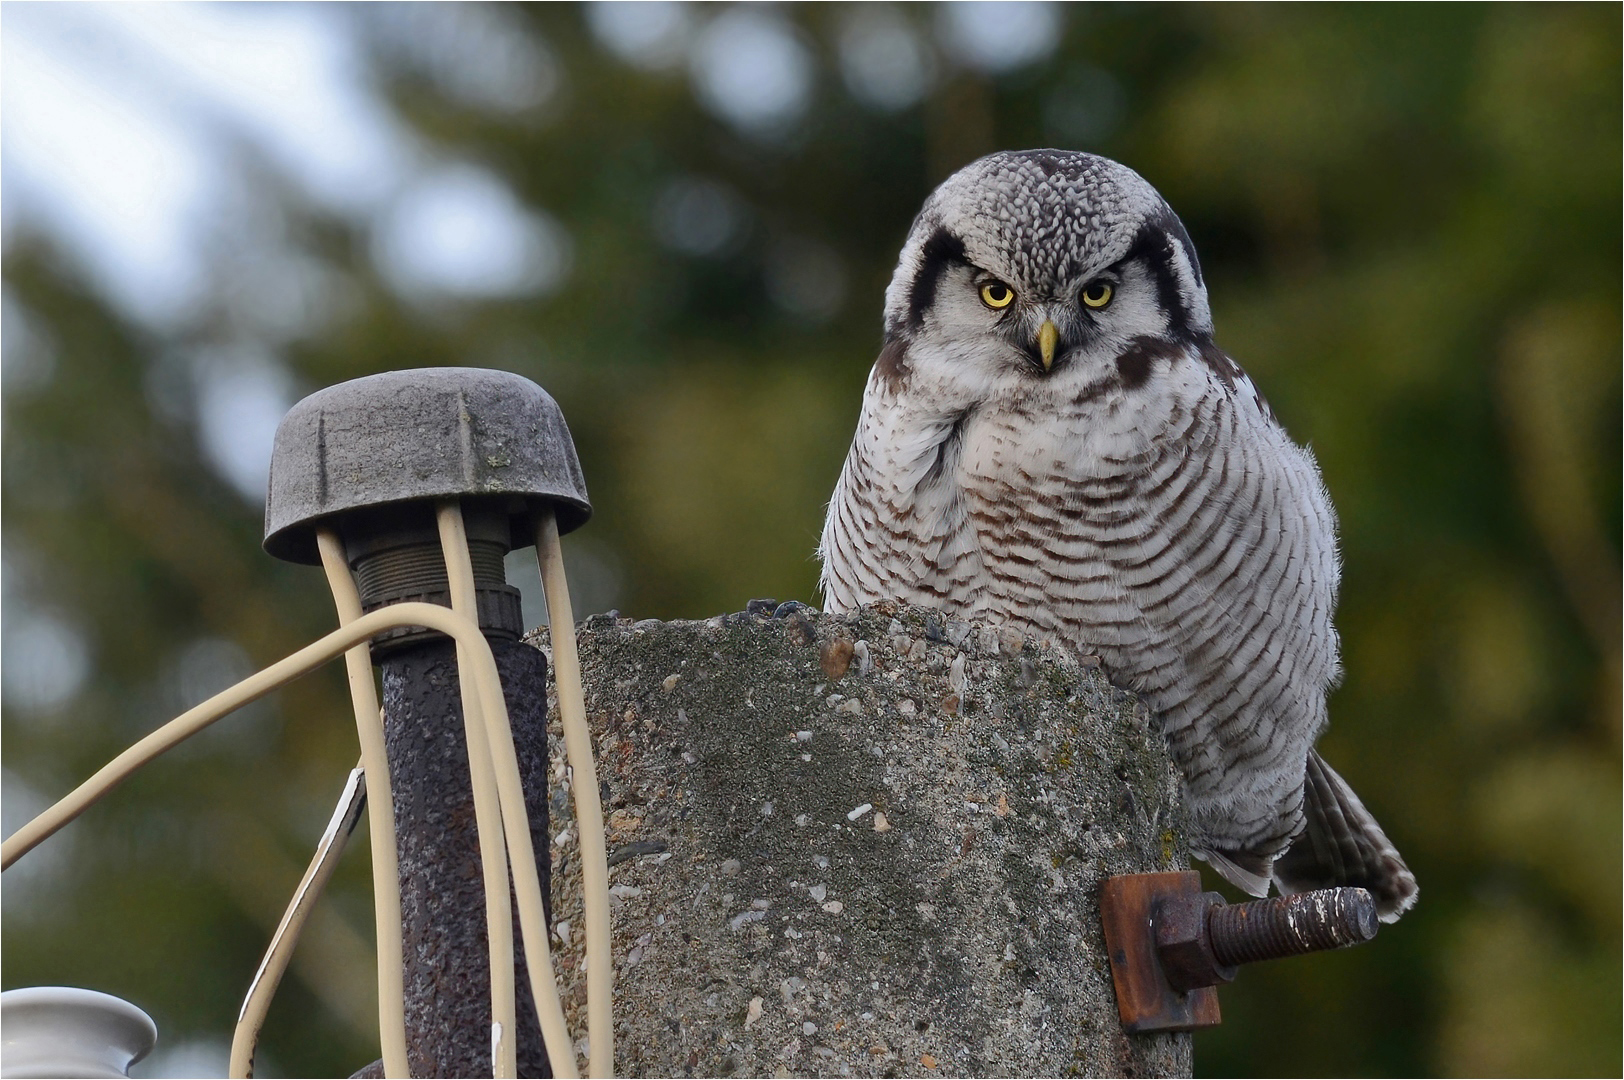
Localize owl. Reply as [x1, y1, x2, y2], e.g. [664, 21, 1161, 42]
[819, 150, 1416, 921]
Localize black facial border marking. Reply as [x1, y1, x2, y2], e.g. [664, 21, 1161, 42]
[1158, 207, 1204, 288]
[905, 227, 969, 332]
[1108, 334, 1269, 416]
[1111, 220, 1192, 344]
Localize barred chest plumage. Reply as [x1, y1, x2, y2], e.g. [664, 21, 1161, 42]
[826, 335, 1336, 869]
[819, 149, 1416, 921]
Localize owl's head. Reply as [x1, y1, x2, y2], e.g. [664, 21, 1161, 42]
[879, 150, 1211, 392]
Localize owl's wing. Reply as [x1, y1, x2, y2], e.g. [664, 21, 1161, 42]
[1145, 362, 1411, 916]
[1077, 354, 1341, 872]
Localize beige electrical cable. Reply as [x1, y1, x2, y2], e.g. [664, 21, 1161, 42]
[436, 502, 580, 1080]
[0, 536, 591, 1078]
[315, 529, 410, 1080]
[535, 509, 614, 1078]
[229, 764, 367, 1079]
[2, 605, 501, 873]
[431, 503, 518, 1079]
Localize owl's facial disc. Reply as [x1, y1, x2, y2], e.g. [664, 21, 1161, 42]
[876, 151, 1216, 395]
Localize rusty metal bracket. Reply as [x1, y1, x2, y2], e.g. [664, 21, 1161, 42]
[1101, 872, 1222, 1033]
[1100, 871, 1380, 1033]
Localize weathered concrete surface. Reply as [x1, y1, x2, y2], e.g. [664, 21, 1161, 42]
[531, 602, 1192, 1078]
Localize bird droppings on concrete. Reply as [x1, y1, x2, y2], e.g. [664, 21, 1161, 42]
[532, 600, 1193, 1077]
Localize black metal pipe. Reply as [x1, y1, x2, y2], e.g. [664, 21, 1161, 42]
[381, 637, 552, 1078]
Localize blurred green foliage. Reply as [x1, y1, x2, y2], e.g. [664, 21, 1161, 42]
[3, 4, 1618, 1076]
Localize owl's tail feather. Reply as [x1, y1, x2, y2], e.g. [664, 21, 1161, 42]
[1200, 847, 1273, 899]
[1273, 752, 1418, 923]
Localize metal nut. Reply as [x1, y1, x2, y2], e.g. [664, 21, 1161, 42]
[1153, 891, 1237, 992]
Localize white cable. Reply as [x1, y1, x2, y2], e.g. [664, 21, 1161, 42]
[229, 765, 367, 1079]
[315, 529, 410, 1080]
[536, 509, 614, 1078]
[437, 502, 580, 1080]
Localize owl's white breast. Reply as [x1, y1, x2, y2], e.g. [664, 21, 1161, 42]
[949, 350, 1208, 637]
[820, 340, 1342, 858]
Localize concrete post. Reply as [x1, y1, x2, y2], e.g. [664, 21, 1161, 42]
[538, 601, 1193, 1077]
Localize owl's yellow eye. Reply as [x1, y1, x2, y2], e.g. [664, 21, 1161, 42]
[1081, 280, 1113, 309]
[980, 282, 1016, 310]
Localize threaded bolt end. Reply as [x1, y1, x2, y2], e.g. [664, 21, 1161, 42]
[1207, 887, 1378, 968]
[354, 538, 523, 656]
[339, 503, 526, 658]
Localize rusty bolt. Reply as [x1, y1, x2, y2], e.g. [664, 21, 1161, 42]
[1155, 886, 1378, 993]
[1102, 872, 1384, 1033]
[1208, 887, 1378, 967]
[1153, 891, 1238, 993]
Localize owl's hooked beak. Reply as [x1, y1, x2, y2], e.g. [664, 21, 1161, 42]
[1037, 320, 1060, 372]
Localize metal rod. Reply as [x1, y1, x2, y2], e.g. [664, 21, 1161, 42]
[1207, 887, 1379, 968]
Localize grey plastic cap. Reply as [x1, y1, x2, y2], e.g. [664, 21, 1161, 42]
[264, 367, 591, 564]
